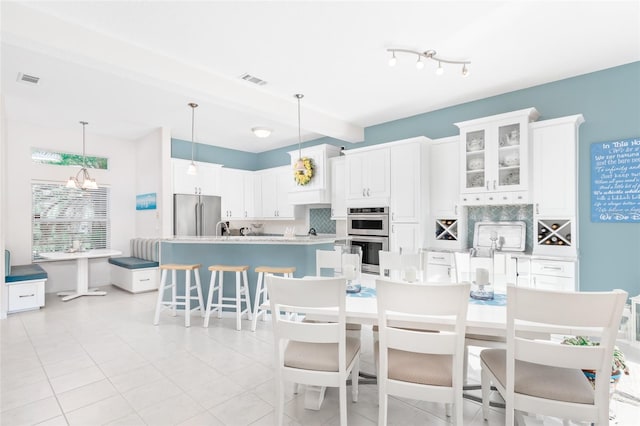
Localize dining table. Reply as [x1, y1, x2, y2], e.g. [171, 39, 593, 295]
[39, 248, 122, 301]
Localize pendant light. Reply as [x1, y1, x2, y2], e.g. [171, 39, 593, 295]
[66, 121, 98, 190]
[187, 102, 198, 175]
[293, 94, 306, 173]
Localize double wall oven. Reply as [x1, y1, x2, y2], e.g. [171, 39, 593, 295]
[347, 207, 389, 274]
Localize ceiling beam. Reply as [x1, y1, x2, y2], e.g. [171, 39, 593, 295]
[1, 3, 364, 143]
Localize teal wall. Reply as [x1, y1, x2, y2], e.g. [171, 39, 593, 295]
[172, 62, 640, 296]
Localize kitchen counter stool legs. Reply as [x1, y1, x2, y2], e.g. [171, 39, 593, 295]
[153, 264, 204, 327]
[251, 266, 296, 332]
[204, 265, 252, 331]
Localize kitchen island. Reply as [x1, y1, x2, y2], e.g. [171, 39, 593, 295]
[160, 236, 339, 310]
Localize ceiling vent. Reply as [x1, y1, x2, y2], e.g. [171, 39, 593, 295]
[17, 73, 40, 85]
[240, 73, 267, 86]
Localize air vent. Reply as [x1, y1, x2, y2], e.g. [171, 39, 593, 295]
[17, 73, 40, 85]
[240, 73, 267, 86]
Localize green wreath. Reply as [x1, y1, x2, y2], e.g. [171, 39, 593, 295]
[293, 157, 314, 186]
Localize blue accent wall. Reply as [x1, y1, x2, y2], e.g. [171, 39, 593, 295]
[171, 62, 640, 296]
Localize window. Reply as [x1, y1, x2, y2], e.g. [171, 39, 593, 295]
[32, 183, 110, 260]
[31, 148, 109, 169]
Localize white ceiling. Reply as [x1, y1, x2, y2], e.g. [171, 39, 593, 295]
[2, 1, 639, 153]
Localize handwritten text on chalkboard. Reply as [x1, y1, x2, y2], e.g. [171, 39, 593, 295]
[591, 137, 640, 223]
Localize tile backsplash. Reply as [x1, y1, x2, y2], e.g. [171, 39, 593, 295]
[466, 204, 533, 252]
[309, 208, 336, 234]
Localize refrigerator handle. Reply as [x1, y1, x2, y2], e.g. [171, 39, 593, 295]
[195, 202, 201, 236]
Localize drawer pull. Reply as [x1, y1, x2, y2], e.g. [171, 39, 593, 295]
[140, 278, 151, 282]
[432, 256, 445, 260]
[542, 266, 562, 271]
[19, 294, 35, 298]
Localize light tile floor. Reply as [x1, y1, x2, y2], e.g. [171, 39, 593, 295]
[1, 286, 639, 425]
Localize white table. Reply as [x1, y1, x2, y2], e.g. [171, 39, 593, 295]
[39, 249, 122, 301]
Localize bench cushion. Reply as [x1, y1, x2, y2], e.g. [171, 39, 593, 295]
[6, 264, 48, 283]
[109, 256, 159, 270]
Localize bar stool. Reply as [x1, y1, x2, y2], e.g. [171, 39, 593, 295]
[204, 265, 252, 331]
[251, 266, 296, 332]
[153, 263, 204, 327]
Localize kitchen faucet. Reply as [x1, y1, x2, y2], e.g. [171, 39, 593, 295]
[216, 221, 230, 237]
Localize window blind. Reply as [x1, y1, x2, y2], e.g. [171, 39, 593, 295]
[32, 182, 110, 260]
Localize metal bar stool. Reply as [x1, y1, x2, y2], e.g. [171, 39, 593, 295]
[251, 266, 296, 332]
[204, 265, 252, 331]
[153, 263, 204, 327]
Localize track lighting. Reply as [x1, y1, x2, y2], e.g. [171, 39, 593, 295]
[387, 48, 471, 77]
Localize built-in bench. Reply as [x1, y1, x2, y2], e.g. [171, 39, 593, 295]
[109, 238, 160, 293]
[5, 250, 48, 313]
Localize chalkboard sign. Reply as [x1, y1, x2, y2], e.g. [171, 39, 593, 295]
[591, 137, 640, 222]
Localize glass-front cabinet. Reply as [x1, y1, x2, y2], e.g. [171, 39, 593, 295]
[456, 108, 539, 203]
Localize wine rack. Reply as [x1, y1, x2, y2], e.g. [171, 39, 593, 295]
[435, 219, 458, 241]
[537, 220, 571, 246]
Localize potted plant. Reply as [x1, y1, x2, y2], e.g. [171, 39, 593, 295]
[562, 336, 630, 384]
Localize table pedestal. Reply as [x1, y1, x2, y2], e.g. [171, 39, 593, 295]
[56, 257, 107, 301]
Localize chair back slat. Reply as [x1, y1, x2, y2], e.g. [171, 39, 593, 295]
[316, 249, 342, 276]
[515, 338, 606, 370]
[279, 319, 340, 343]
[268, 276, 345, 309]
[378, 279, 469, 316]
[387, 327, 457, 355]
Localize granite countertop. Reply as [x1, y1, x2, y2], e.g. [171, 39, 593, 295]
[164, 235, 346, 245]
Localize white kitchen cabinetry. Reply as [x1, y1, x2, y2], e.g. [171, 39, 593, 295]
[258, 166, 301, 219]
[428, 136, 466, 249]
[390, 142, 423, 223]
[288, 144, 341, 205]
[425, 251, 456, 283]
[7, 279, 46, 313]
[530, 259, 576, 291]
[220, 168, 254, 219]
[390, 222, 420, 253]
[172, 158, 222, 195]
[330, 157, 347, 219]
[531, 115, 584, 257]
[456, 108, 539, 205]
[345, 148, 390, 206]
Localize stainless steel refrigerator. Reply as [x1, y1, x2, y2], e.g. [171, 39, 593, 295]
[173, 194, 222, 236]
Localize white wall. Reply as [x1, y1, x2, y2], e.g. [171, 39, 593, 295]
[134, 128, 163, 238]
[1, 97, 8, 318]
[5, 120, 136, 293]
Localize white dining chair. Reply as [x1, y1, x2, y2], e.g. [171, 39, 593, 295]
[267, 275, 360, 426]
[316, 248, 342, 277]
[480, 285, 627, 425]
[376, 279, 470, 426]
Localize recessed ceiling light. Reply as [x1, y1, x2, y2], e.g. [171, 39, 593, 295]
[252, 127, 272, 138]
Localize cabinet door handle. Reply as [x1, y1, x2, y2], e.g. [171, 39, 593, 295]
[535, 203, 540, 214]
[493, 180, 497, 190]
[454, 205, 458, 215]
[486, 181, 489, 190]
[391, 212, 395, 221]
[139, 278, 150, 282]
[542, 266, 562, 271]
[366, 188, 370, 197]
[244, 211, 247, 218]
[362, 188, 366, 197]
[391, 225, 395, 233]
[19, 294, 35, 298]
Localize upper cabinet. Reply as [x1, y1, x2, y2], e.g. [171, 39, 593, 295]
[172, 158, 222, 196]
[257, 166, 302, 220]
[455, 108, 539, 205]
[390, 138, 429, 223]
[330, 156, 347, 219]
[220, 168, 254, 220]
[345, 147, 390, 206]
[288, 144, 341, 205]
[532, 115, 584, 217]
